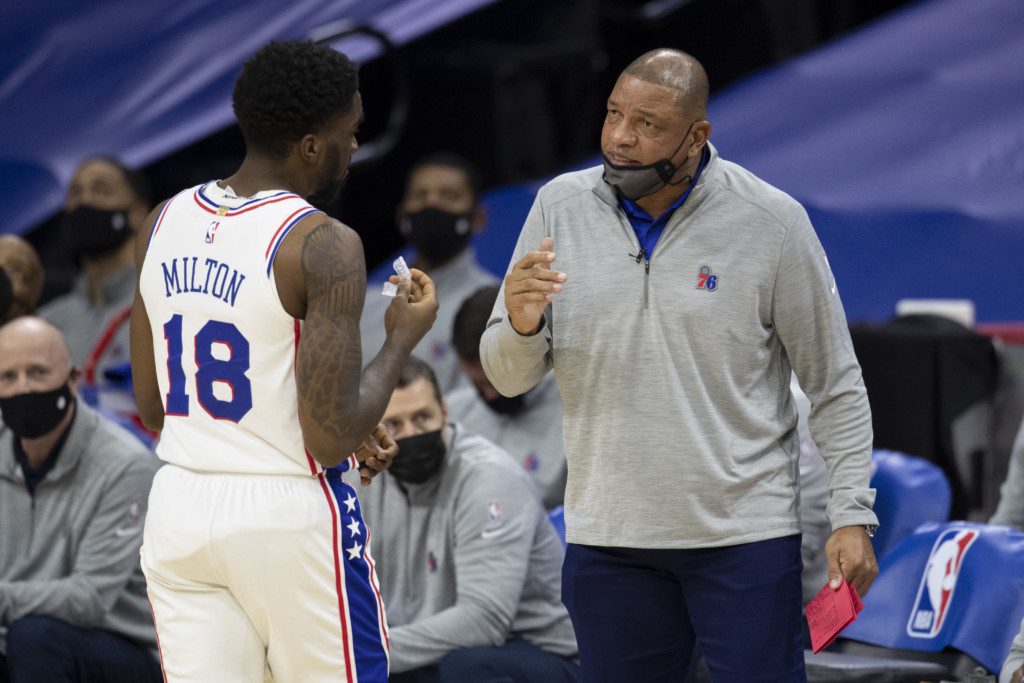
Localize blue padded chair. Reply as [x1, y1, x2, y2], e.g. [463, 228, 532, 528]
[548, 505, 566, 548]
[843, 521, 1024, 674]
[871, 449, 952, 560]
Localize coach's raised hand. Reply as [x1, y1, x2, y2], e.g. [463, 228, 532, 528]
[505, 237, 566, 335]
[385, 268, 438, 351]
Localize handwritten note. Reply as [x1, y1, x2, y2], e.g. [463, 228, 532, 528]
[806, 579, 864, 653]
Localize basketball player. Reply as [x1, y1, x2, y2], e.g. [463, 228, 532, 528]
[129, 41, 438, 681]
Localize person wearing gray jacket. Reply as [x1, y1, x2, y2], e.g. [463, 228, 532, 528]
[991, 417, 1024, 531]
[480, 49, 879, 682]
[447, 285, 568, 510]
[360, 152, 497, 395]
[358, 357, 578, 682]
[0, 317, 161, 682]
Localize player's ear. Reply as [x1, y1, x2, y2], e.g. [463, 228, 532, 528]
[299, 134, 320, 163]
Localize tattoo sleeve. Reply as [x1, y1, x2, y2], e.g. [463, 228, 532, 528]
[296, 221, 410, 466]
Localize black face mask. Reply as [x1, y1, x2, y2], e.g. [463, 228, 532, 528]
[400, 207, 473, 264]
[0, 267, 12, 322]
[0, 383, 75, 439]
[483, 392, 527, 416]
[60, 205, 132, 264]
[390, 429, 446, 485]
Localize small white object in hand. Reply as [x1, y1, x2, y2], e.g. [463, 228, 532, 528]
[381, 282, 398, 297]
[393, 256, 411, 279]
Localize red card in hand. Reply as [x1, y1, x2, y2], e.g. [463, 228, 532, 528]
[806, 579, 864, 654]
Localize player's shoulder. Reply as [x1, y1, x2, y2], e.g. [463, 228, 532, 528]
[281, 214, 365, 272]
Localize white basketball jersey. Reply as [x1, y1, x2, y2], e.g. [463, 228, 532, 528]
[140, 181, 330, 476]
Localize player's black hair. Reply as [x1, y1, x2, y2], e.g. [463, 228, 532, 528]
[232, 40, 360, 158]
[451, 285, 500, 363]
[397, 356, 443, 406]
[408, 151, 483, 202]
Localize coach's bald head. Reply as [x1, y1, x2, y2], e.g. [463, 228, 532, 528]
[622, 49, 709, 119]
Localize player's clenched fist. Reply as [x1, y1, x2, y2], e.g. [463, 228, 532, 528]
[505, 237, 567, 335]
[384, 268, 438, 351]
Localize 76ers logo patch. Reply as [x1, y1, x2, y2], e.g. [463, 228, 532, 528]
[906, 528, 979, 638]
[696, 265, 718, 291]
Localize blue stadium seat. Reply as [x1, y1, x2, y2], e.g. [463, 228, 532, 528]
[548, 505, 566, 548]
[842, 521, 1024, 674]
[871, 449, 952, 560]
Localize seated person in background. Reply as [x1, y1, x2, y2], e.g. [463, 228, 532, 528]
[0, 236, 44, 323]
[0, 317, 161, 682]
[447, 285, 568, 510]
[1004, 616, 1024, 683]
[991, 416, 1024, 531]
[39, 156, 152, 381]
[358, 357, 578, 682]
[360, 152, 497, 393]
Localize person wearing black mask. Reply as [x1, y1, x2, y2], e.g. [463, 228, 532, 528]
[0, 317, 161, 682]
[360, 152, 497, 394]
[446, 285, 567, 510]
[355, 357, 579, 682]
[38, 156, 151, 382]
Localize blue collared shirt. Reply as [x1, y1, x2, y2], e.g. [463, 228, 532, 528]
[619, 148, 708, 260]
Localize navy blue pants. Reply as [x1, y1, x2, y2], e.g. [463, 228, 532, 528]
[0, 615, 162, 683]
[390, 638, 580, 682]
[562, 535, 806, 683]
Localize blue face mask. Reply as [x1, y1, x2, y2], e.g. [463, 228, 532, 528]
[601, 122, 696, 200]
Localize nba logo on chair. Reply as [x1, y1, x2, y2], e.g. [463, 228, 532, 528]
[906, 528, 979, 638]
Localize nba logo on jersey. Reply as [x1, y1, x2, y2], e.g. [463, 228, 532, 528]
[205, 220, 220, 243]
[906, 528, 979, 638]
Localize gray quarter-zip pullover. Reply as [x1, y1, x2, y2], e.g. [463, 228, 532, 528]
[356, 423, 576, 672]
[481, 143, 878, 548]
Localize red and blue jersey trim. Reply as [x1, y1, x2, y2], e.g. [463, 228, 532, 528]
[193, 182, 301, 216]
[265, 207, 321, 277]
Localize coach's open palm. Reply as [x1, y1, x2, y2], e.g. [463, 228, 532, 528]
[384, 268, 437, 351]
[505, 237, 567, 335]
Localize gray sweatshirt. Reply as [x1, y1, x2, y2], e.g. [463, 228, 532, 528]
[991, 418, 1024, 530]
[0, 401, 160, 654]
[1002, 616, 1024, 683]
[446, 373, 568, 510]
[480, 143, 878, 548]
[356, 423, 577, 673]
[360, 249, 496, 394]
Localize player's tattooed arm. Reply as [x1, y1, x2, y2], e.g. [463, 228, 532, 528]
[295, 219, 416, 467]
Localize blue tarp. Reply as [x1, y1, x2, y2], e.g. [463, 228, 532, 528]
[843, 522, 1024, 673]
[0, 0, 494, 238]
[706, 0, 1024, 322]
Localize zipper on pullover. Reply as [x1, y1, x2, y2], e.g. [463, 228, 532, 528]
[643, 256, 650, 309]
[627, 247, 651, 310]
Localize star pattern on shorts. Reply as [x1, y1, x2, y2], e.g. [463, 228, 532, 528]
[343, 493, 357, 513]
[347, 519, 361, 537]
[346, 542, 363, 561]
